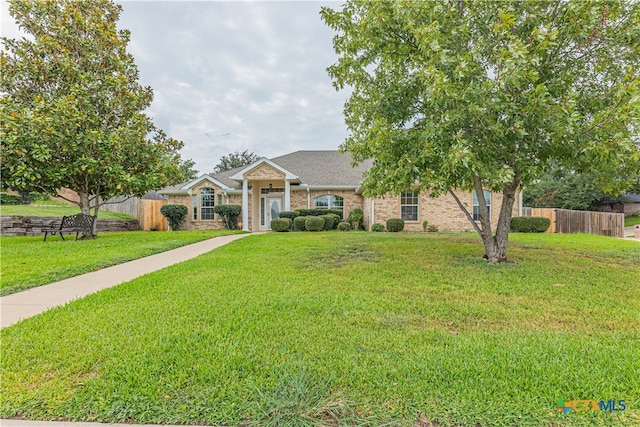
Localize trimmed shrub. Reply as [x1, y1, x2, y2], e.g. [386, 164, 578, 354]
[386, 218, 405, 232]
[330, 213, 341, 229]
[270, 218, 292, 232]
[294, 208, 344, 218]
[160, 204, 188, 231]
[422, 220, 430, 232]
[293, 216, 308, 231]
[337, 221, 352, 231]
[278, 211, 298, 220]
[426, 224, 439, 232]
[29, 192, 51, 203]
[510, 216, 551, 233]
[319, 214, 335, 230]
[371, 223, 384, 232]
[213, 205, 241, 230]
[348, 208, 364, 230]
[0, 193, 22, 205]
[305, 216, 325, 231]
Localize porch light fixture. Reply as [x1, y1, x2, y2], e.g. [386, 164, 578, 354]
[269, 182, 273, 190]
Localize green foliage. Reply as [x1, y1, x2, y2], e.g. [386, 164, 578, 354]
[347, 208, 364, 230]
[177, 158, 199, 182]
[0, 0, 184, 216]
[371, 223, 384, 232]
[293, 216, 307, 231]
[0, 193, 22, 205]
[321, 1, 640, 261]
[510, 217, 551, 233]
[160, 204, 188, 231]
[0, 230, 237, 295]
[319, 214, 335, 230]
[524, 168, 632, 211]
[330, 213, 341, 229]
[295, 208, 343, 218]
[305, 216, 325, 232]
[270, 218, 292, 232]
[278, 211, 299, 220]
[213, 205, 241, 230]
[212, 150, 260, 174]
[423, 221, 439, 232]
[386, 218, 405, 232]
[337, 221, 352, 231]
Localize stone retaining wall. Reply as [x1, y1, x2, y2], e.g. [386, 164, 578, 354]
[0, 216, 140, 236]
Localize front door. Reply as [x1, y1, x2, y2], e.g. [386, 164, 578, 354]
[265, 197, 282, 230]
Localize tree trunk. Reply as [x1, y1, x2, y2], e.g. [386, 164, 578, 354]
[78, 190, 91, 215]
[479, 178, 520, 263]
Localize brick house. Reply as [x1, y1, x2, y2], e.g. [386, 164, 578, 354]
[158, 150, 521, 232]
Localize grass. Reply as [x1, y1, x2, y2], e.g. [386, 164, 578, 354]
[0, 200, 133, 220]
[1, 232, 639, 426]
[0, 230, 242, 295]
[625, 214, 640, 227]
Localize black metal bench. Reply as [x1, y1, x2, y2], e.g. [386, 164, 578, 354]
[41, 213, 96, 241]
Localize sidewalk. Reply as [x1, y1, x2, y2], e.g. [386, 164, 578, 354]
[624, 226, 640, 241]
[0, 233, 251, 329]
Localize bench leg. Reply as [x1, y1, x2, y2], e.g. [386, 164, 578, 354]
[43, 232, 48, 242]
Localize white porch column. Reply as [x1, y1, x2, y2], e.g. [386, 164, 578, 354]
[242, 179, 249, 231]
[284, 180, 291, 211]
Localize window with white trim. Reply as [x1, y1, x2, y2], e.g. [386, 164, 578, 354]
[314, 195, 344, 216]
[400, 191, 419, 221]
[473, 190, 491, 221]
[200, 188, 215, 220]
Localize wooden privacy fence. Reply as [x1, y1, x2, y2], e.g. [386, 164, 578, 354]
[101, 196, 168, 231]
[522, 208, 624, 237]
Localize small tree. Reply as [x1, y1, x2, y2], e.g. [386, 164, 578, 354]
[160, 204, 188, 231]
[213, 205, 241, 230]
[322, 1, 640, 262]
[212, 150, 261, 174]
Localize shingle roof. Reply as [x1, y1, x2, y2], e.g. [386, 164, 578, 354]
[159, 150, 372, 194]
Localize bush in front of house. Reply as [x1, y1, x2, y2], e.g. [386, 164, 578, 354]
[0, 193, 22, 205]
[371, 223, 384, 232]
[330, 213, 341, 229]
[213, 205, 241, 230]
[320, 214, 335, 230]
[160, 204, 188, 231]
[510, 216, 551, 233]
[337, 221, 352, 231]
[386, 218, 405, 232]
[295, 208, 343, 218]
[305, 216, 325, 231]
[293, 216, 308, 231]
[278, 211, 298, 220]
[348, 208, 364, 230]
[423, 221, 439, 232]
[270, 218, 292, 232]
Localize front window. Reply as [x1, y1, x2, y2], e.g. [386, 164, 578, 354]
[314, 195, 344, 217]
[400, 191, 419, 221]
[192, 195, 198, 220]
[473, 190, 491, 221]
[200, 188, 215, 220]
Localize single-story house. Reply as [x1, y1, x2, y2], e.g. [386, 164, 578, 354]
[158, 150, 521, 232]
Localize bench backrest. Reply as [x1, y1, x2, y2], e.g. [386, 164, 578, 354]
[72, 213, 96, 229]
[60, 215, 76, 229]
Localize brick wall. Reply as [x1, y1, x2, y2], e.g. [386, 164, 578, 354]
[371, 189, 520, 232]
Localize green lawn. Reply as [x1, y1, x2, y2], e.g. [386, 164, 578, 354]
[0, 230, 241, 295]
[1, 232, 638, 426]
[0, 201, 133, 220]
[625, 214, 640, 227]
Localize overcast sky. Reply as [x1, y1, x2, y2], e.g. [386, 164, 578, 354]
[1, 0, 349, 174]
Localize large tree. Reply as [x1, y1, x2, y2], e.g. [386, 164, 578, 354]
[212, 150, 261, 174]
[0, 0, 183, 217]
[322, 0, 640, 262]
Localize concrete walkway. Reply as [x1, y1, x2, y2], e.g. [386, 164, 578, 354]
[0, 233, 251, 329]
[624, 225, 640, 241]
